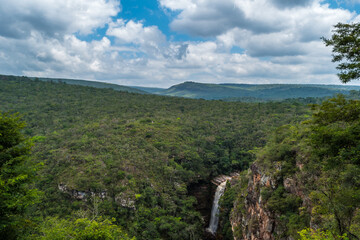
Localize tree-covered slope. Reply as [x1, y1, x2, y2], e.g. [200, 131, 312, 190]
[0, 75, 311, 239]
[155, 81, 360, 100]
[228, 96, 360, 240]
[26, 75, 146, 94]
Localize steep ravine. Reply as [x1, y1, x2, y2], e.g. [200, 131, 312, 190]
[187, 175, 234, 240]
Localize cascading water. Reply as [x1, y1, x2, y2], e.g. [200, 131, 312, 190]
[207, 180, 227, 235]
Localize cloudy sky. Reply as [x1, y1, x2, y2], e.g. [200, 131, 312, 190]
[0, 0, 360, 87]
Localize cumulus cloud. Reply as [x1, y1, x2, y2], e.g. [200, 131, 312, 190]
[0, 0, 120, 38]
[106, 19, 167, 57]
[161, 0, 353, 43]
[271, 0, 313, 9]
[160, 0, 286, 37]
[0, 0, 359, 87]
[202, 0, 354, 58]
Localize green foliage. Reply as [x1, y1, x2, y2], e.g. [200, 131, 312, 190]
[26, 217, 134, 240]
[32, 76, 146, 94]
[264, 185, 308, 238]
[0, 112, 41, 239]
[266, 186, 302, 214]
[307, 98, 360, 239]
[0, 75, 311, 239]
[299, 228, 348, 240]
[234, 96, 360, 239]
[218, 181, 236, 240]
[322, 23, 360, 83]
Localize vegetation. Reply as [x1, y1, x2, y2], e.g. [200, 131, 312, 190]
[30, 76, 146, 94]
[2, 19, 360, 240]
[12, 74, 360, 101]
[0, 112, 41, 239]
[299, 228, 349, 240]
[26, 217, 134, 240]
[231, 96, 360, 239]
[0, 74, 312, 239]
[218, 181, 237, 240]
[323, 23, 360, 83]
[1, 73, 360, 239]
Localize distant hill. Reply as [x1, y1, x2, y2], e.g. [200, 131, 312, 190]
[28, 76, 146, 94]
[152, 81, 360, 100]
[4, 74, 360, 100]
[130, 86, 165, 94]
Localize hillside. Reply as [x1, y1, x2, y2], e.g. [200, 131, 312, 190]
[154, 81, 360, 100]
[0, 75, 310, 239]
[10, 74, 360, 101]
[225, 96, 360, 240]
[27, 76, 146, 94]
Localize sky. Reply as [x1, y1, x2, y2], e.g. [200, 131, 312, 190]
[1, 0, 360, 87]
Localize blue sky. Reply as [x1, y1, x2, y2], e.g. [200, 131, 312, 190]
[0, 0, 360, 87]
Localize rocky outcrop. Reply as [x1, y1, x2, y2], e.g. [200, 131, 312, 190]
[211, 174, 238, 186]
[230, 164, 275, 240]
[58, 183, 136, 209]
[58, 184, 106, 200]
[230, 163, 307, 240]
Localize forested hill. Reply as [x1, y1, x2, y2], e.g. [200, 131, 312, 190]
[27, 75, 146, 94]
[5, 74, 360, 101]
[0, 75, 311, 239]
[151, 81, 360, 100]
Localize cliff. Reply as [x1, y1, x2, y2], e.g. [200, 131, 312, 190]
[231, 161, 313, 240]
[229, 97, 360, 240]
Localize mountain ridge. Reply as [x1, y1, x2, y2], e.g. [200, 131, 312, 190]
[153, 81, 360, 100]
[3, 74, 360, 100]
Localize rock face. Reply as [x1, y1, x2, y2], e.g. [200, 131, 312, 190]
[58, 183, 136, 209]
[230, 164, 306, 240]
[231, 164, 275, 240]
[211, 174, 237, 186]
[58, 184, 106, 200]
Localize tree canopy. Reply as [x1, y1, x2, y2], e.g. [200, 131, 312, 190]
[0, 112, 40, 239]
[323, 23, 360, 83]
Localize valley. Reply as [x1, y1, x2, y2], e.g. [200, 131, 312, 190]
[1, 75, 359, 239]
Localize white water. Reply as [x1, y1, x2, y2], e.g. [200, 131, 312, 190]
[207, 181, 227, 235]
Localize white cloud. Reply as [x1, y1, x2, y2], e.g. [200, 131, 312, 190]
[0, 0, 120, 38]
[159, 0, 196, 10]
[0, 0, 359, 87]
[107, 20, 164, 44]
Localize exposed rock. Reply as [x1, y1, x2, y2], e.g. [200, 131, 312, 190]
[58, 184, 106, 200]
[230, 163, 307, 240]
[211, 175, 232, 186]
[115, 192, 136, 209]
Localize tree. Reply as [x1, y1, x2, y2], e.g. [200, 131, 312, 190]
[26, 217, 135, 240]
[322, 23, 360, 83]
[299, 228, 349, 240]
[0, 112, 40, 239]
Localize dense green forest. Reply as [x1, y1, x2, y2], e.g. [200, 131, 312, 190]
[30, 77, 146, 94]
[2, 19, 360, 240]
[0, 75, 311, 239]
[224, 96, 360, 240]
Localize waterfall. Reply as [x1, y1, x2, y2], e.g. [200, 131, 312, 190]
[207, 180, 227, 235]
